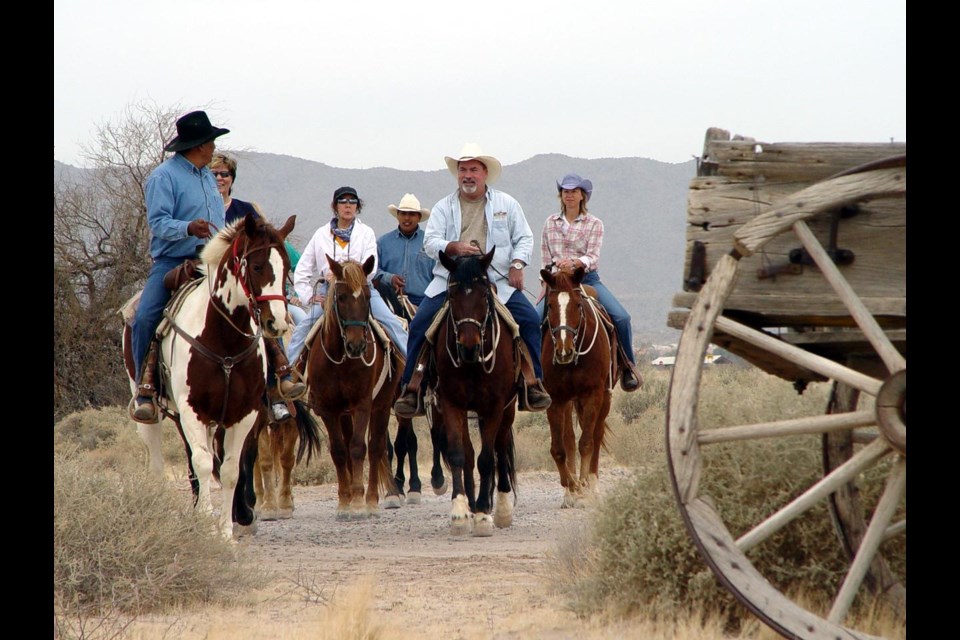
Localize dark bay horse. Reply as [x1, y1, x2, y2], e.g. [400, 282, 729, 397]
[302, 256, 404, 519]
[540, 267, 614, 508]
[123, 213, 296, 539]
[430, 248, 518, 536]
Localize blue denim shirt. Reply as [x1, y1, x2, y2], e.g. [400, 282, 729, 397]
[145, 153, 225, 260]
[375, 227, 436, 305]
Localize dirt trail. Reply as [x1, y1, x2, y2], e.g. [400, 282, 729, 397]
[131, 467, 638, 640]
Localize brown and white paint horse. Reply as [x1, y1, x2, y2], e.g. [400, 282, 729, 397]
[125, 213, 296, 539]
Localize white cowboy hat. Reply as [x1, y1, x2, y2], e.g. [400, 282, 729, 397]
[387, 193, 431, 221]
[444, 143, 502, 185]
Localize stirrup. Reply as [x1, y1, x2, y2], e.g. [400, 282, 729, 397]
[394, 387, 424, 419]
[271, 401, 292, 422]
[129, 396, 160, 424]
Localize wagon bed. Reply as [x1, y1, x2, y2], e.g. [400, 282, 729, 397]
[664, 128, 906, 639]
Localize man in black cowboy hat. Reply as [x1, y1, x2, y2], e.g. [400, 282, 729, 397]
[129, 111, 231, 422]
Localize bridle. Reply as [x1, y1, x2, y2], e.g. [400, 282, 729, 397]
[166, 229, 289, 425]
[543, 285, 602, 365]
[320, 279, 377, 366]
[445, 275, 501, 373]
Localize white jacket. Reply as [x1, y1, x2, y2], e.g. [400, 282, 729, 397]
[293, 218, 378, 303]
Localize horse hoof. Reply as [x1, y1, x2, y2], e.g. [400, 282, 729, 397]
[433, 481, 448, 496]
[233, 522, 258, 538]
[259, 510, 279, 522]
[405, 491, 422, 505]
[335, 509, 351, 521]
[277, 508, 294, 519]
[450, 516, 472, 536]
[473, 514, 495, 537]
[383, 495, 403, 510]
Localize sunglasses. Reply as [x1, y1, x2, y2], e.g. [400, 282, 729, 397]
[336, 197, 359, 204]
[211, 170, 232, 178]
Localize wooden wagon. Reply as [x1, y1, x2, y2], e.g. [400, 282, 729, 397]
[665, 128, 905, 639]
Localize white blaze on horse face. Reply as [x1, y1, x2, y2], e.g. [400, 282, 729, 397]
[558, 292, 572, 344]
[264, 250, 290, 333]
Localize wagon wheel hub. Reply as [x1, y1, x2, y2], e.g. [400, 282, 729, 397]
[876, 369, 906, 456]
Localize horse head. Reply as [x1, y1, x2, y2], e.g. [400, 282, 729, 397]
[541, 266, 586, 365]
[325, 254, 375, 359]
[440, 248, 495, 365]
[202, 213, 296, 339]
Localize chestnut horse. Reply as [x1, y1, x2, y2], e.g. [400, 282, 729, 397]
[253, 403, 323, 520]
[540, 267, 614, 508]
[429, 248, 518, 536]
[301, 256, 404, 519]
[123, 213, 296, 539]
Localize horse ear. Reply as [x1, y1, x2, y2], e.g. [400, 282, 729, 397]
[278, 215, 296, 239]
[573, 265, 586, 283]
[480, 247, 495, 270]
[439, 250, 456, 273]
[326, 254, 341, 278]
[362, 254, 375, 275]
[244, 211, 259, 235]
[541, 269, 554, 287]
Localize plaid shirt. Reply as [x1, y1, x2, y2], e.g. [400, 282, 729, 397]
[540, 212, 604, 272]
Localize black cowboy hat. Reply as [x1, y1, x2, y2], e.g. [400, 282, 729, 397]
[164, 110, 230, 152]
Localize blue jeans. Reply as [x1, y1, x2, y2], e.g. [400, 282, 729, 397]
[535, 271, 635, 365]
[132, 255, 183, 386]
[400, 288, 544, 385]
[286, 286, 408, 363]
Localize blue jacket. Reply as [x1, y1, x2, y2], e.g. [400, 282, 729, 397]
[376, 227, 435, 305]
[145, 154, 225, 260]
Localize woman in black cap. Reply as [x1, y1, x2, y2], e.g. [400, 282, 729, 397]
[286, 186, 409, 363]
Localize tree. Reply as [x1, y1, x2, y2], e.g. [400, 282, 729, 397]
[53, 101, 185, 419]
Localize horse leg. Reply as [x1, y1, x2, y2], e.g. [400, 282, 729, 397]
[473, 412, 505, 537]
[347, 411, 372, 519]
[587, 392, 612, 496]
[428, 404, 448, 495]
[276, 419, 298, 517]
[390, 421, 407, 504]
[574, 397, 601, 509]
[321, 412, 353, 520]
[232, 419, 260, 537]
[137, 423, 165, 479]
[442, 406, 472, 535]
[256, 423, 280, 521]
[369, 405, 399, 514]
[493, 403, 517, 529]
[403, 418, 423, 503]
[547, 401, 580, 508]
[219, 416, 257, 540]
[180, 416, 216, 518]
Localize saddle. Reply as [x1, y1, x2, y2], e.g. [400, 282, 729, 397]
[162, 258, 203, 291]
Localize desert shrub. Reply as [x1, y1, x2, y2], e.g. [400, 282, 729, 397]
[54, 406, 186, 477]
[54, 446, 260, 627]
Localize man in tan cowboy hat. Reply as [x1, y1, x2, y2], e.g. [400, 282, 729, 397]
[376, 193, 435, 307]
[393, 143, 552, 418]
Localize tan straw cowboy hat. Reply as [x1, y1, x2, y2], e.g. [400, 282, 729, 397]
[387, 193, 431, 221]
[444, 143, 502, 185]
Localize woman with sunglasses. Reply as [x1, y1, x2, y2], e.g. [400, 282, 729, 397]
[208, 152, 307, 420]
[286, 186, 409, 364]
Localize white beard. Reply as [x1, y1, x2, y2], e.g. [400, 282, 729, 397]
[461, 182, 478, 195]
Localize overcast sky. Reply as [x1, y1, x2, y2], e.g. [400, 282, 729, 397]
[54, 0, 905, 171]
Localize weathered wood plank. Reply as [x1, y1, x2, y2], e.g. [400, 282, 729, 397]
[671, 293, 907, 320]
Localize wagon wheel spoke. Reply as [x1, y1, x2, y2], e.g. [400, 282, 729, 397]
[828, 456, 906, 623]
[714, 315, 882, 396]
[736, 438, 891, 552]
[792, 220, 906, 374]
[698, 410, 875, 444]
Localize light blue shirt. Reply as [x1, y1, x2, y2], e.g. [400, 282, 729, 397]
[423, 188, 534, 303]
[376, 227, 435, 305]
[145, 153, 225, 260]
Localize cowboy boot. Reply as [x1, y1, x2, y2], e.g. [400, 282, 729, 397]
[132, 339, 160, 423]
[515, 340, 551, 412]
[266, 337, 306, 401]
[394, 356, 428, 419]
[616, 343, 642, 392]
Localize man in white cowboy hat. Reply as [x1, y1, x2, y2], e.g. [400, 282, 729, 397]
[129, 110, 234, 422]
[376, 193, 436, 307]
[393, 143, 552, 418]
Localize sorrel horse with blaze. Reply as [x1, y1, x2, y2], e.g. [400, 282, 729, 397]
[429, 248, 518, 536]
[300, 256, 405, 519]
[540, 266, 614, 508]
[123, 213, 297, 539]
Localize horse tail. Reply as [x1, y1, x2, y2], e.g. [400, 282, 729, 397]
[293, 400, 323, 466]
[503, 420, 518, 503]
[376, 449, 395, 498]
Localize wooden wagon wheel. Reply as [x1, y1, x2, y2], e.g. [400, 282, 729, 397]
[666, 157, 905, 639]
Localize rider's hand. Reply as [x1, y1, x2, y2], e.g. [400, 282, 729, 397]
[445, 241, 482, 257]
[391, 274, 406, 291]
[187, 219, 213, 239]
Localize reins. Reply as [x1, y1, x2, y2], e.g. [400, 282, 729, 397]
[445, 277, 501, 373]
[544, 284, 602, 365]
[319, 280, 377, 366]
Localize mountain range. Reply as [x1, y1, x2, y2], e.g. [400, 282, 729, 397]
[55, 152, 698, 344]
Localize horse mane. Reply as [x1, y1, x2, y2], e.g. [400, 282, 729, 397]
[449, 254, 488, 285]
[200, 216, 287, 275]
[323, 259, 369, 314]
